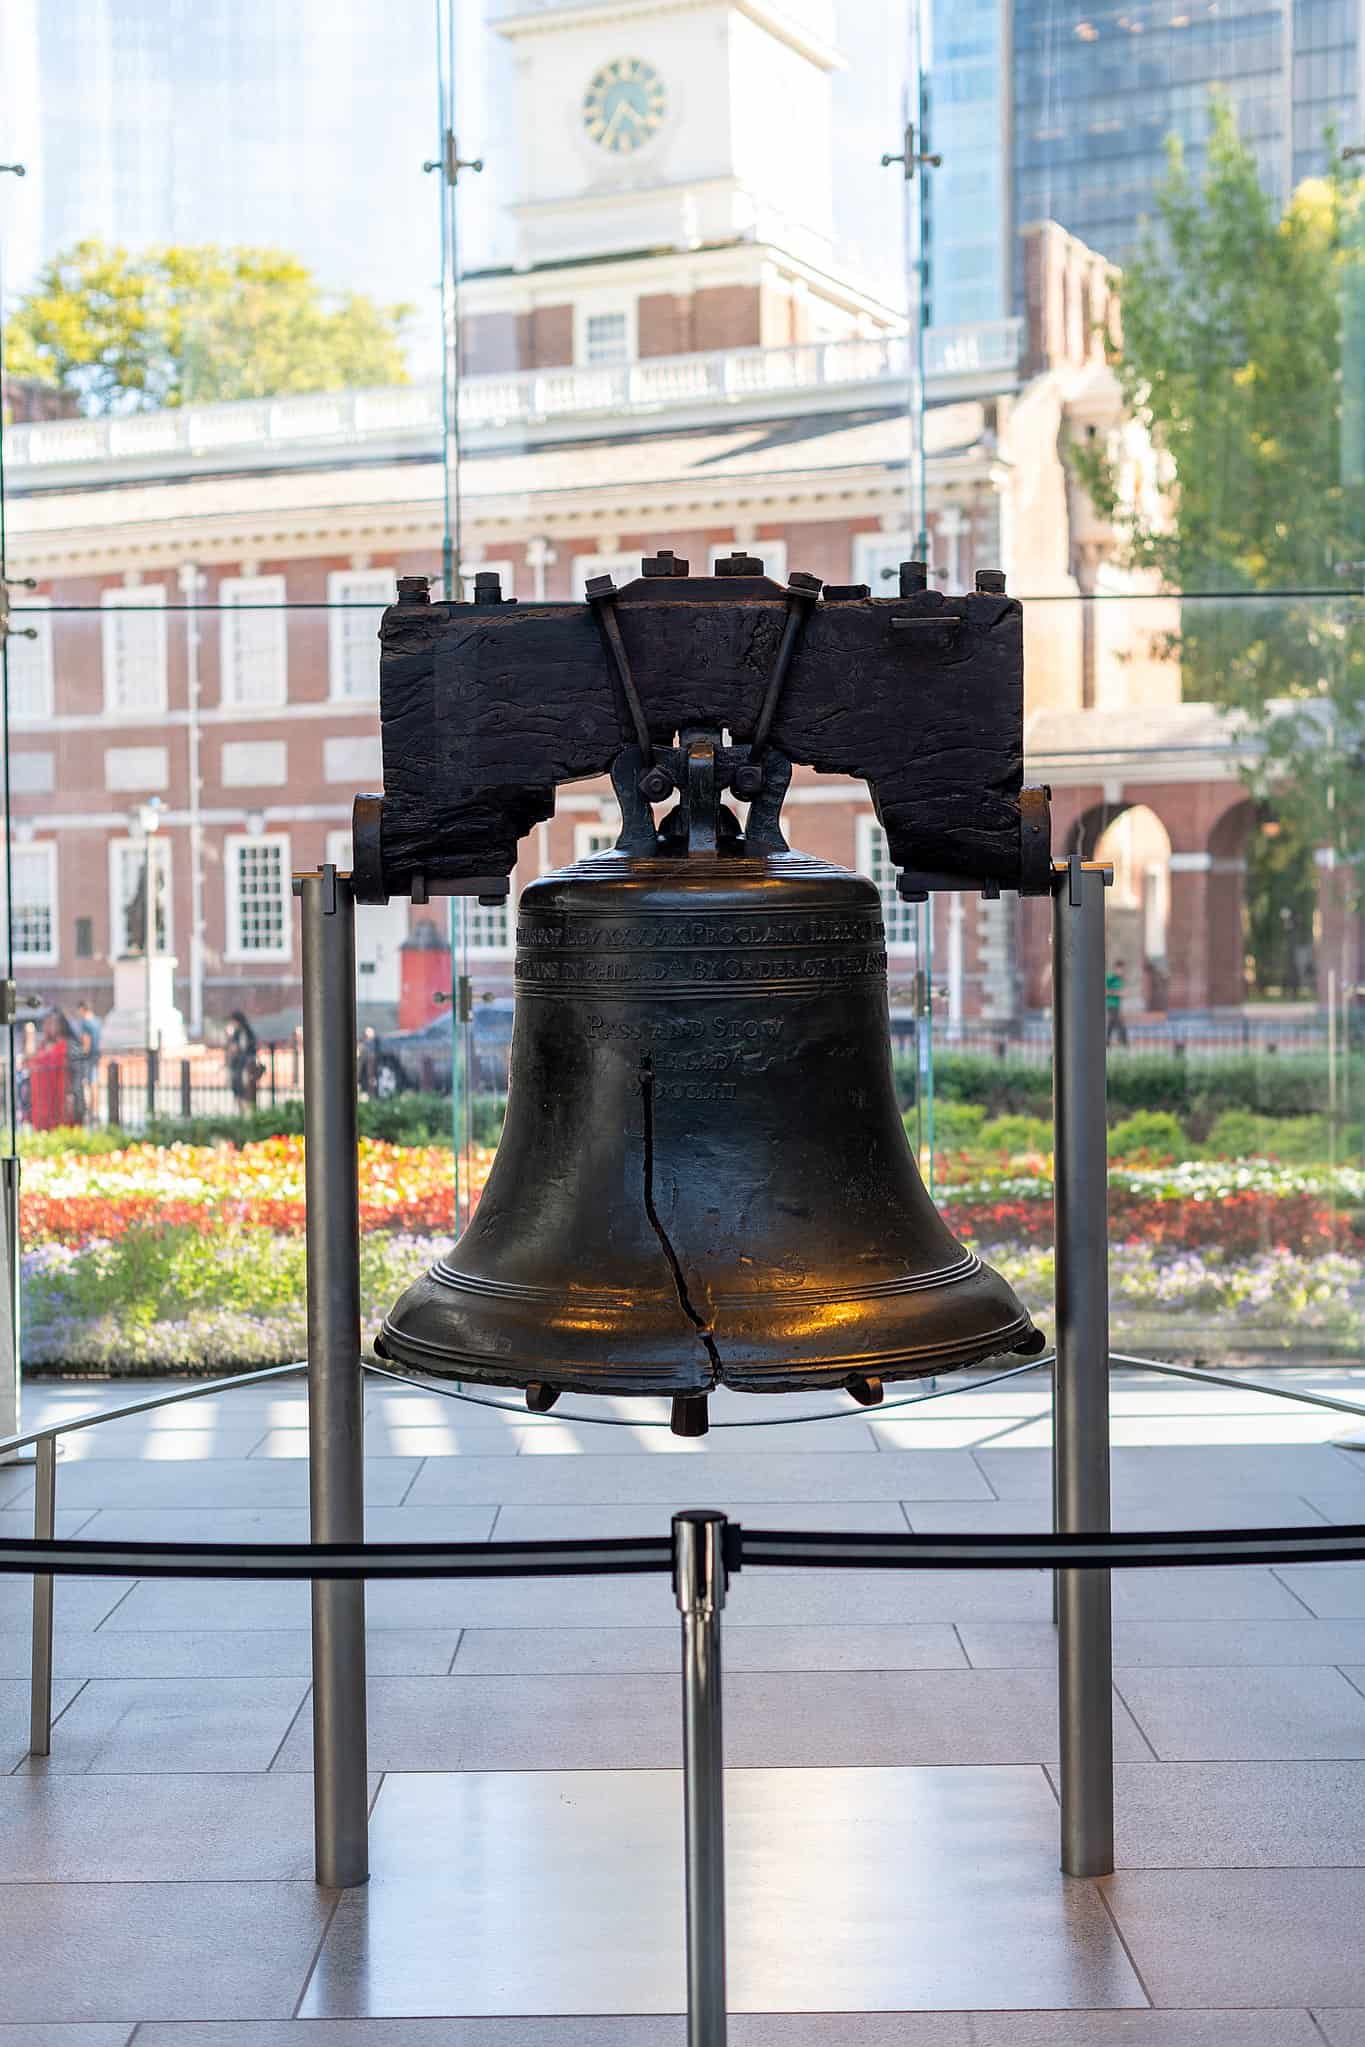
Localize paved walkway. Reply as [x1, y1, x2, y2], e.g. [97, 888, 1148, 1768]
[4, 1366, 1365, 2042]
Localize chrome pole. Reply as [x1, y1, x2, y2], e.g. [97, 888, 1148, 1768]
[0, 1155, 19, 1451]
[28, 1430, 55, 1756]
[298, 865, 368, 1889]
[674, 1510, 729, 2047]
[1051, 856, 1114, 1878]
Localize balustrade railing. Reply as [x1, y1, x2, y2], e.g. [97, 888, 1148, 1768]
[4, 322, 1025, 477]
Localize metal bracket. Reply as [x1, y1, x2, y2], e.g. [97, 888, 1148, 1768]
[880, 121, 941, 178]
[423, 129, 482, 183]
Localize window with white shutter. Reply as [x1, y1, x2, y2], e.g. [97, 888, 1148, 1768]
[220, 575, 287, 707]
[5, 596, 54, 721]
[7, 845, 57, 964]
[102, 586, 168, 714]
[226, 835, 291, 960]
[857, 816, 917, 948]
[327, 571, 393, 701]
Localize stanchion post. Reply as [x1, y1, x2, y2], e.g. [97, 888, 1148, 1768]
[298, 865, 369, 1889]
[29, 1432, 55, 1756]
[674, 1510, 729, 2047]
[1051, 855, 1114, 1878]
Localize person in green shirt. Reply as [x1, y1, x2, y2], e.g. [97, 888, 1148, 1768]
[1105, 961, 1128, 1047]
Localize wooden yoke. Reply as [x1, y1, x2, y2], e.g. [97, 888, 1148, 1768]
[351, 552, 1052, 904]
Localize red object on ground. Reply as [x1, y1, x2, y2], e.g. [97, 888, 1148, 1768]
[399, 920, 452, 1031]
[27, 1040, 69, 1131]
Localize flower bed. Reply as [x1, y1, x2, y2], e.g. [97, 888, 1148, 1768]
[17, 1136, 1365, 1373]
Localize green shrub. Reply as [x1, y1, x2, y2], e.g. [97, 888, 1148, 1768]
[1204, 1110, 1335, 1161]
[139, 1091, 505, 1150]
[929, 1100, 987, 1150]
[1108, 1110, 1189, 1160]
[19, 1125, 130, 1158]
[978, 1113, 1053, 1154]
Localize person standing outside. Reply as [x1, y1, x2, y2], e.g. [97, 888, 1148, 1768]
[74, 1001, 102, 1125]
[1105, 959, 1128, 1047]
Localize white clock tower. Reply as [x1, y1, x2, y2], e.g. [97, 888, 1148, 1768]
[494, 0, 843, 271]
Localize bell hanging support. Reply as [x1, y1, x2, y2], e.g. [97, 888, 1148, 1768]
[355, 556, 1054, 1436]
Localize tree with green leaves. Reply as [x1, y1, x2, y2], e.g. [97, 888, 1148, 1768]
[4, 240, 412, 413]
[1075, 100, 1365, 920]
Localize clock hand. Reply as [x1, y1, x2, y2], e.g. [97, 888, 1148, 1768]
[601, 98, 634, 146]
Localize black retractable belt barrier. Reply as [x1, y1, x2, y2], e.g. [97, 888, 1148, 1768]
[4, 1522, 1365, 1579]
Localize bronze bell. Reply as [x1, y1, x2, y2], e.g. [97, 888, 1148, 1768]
[378, 736, 1041, 1435]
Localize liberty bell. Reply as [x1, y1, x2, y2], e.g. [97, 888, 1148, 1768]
[372, 556, 1043, 1435]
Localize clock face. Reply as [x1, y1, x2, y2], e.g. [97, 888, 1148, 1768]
[582, 57, 666, 155]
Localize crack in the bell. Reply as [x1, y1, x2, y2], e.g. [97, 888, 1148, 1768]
[639, 1054, 723, 1380]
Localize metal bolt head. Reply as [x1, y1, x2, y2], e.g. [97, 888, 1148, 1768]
[473, 571, 503, 604]
[396, 576, 430, 604]
[975, 569, 1007, 594]
[787, 571, 822, 596]
[639, 765, 673, 801]
[899, 560, 929, 596]
[732, 763, 764, 799]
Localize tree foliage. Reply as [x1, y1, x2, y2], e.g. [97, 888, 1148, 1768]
[4, 240, 412, 412]
[1076, 100, 1365, 889]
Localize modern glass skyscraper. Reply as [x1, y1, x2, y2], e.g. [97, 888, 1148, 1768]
[925, 0, 1363, 322]
[924, 0, 1011, 327]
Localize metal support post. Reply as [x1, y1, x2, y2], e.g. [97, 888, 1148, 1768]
[29, 1432, 55, 1755]
[674, 1510, 729, 2047]
[299, 866, 369, 1889]
[1051, 856, 1114, 1878]
[0, 1154, 20, 1451]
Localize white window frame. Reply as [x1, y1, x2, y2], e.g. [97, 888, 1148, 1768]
[574, 296, 636, 367]
[108, 836, 173, 957]
[708, 541, 789, 586]
[574, 821, 620, 860]
[5, 594, 53, 722]
[856, 814, 918, 951]
[102, 584, 168, 716]
[852, 533, 912, 595]
[572, 551, 641, 598]
[454, 877, 517, 960]
[327, 571, 393, 702]
[225, 832, 292, 963]
[219, 574, 288, 708]
[458, 559, 517, 601]
[7, 842, 58, 966]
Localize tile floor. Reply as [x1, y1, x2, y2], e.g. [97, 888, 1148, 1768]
[3, 1367, 1365, 2041]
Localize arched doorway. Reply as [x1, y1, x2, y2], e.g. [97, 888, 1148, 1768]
[1093, 804, 1173, 1015]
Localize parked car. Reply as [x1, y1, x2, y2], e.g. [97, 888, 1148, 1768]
[361, 1000, 514, 1098]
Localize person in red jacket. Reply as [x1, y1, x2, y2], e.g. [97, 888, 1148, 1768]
[27, 1010, 74, 1131]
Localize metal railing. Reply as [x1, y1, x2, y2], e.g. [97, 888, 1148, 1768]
[3, 322, 1026, 479]
[6, 1350, 1365, 2047]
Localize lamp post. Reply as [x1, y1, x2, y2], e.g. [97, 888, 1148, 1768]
[129, 797, 164, 1065]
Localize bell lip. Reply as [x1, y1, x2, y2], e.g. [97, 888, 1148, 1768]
[374, 1309, 1040, 1396]
[425, 1249, 991, 1310]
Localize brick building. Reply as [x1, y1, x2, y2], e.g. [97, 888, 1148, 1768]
[1, 0, 1335, 1037]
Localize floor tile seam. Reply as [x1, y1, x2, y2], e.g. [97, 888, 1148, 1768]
[446, 1628, 465, 1674]
[264, 1681, 315, 1773]
[1307, 2015, 1336, 2045]
[1338, 1667, 1365, 1706]
[12, 1673, 93, 1771]
[1092, 1876, 1156, 2010]
[394, 1457, 428, 1506]
[292, 1882, 345, 2020]
[89, 1582, 145, 1634]
[1109, 1681, 1161, 1763]
[966, 1450, 1001, 1501]
[1270, 1567, 1330, 1618]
